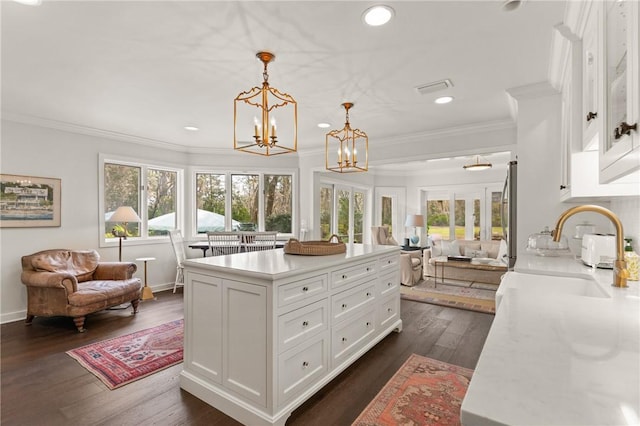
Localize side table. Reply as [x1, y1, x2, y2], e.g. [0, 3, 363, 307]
[136, 257, 156, 301]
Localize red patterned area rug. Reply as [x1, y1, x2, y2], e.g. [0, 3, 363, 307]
[66, 319, 183, 389]
[352, 354, 473, 426]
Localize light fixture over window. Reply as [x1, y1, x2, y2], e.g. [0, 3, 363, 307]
[463, 155, 493, 171]
[234, 51, 297, 156]
[326, 103, 368, 173]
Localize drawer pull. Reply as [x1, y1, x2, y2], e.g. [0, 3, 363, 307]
[342, 274, 347, 279]
[366, 321, 371, 327]
[302, 286, 309, 292]
[366, 292, 372, 297]
[387, 308, 393, 313]
[342, 303, 347, 309]
[387, 282, 392, 287]
[302, 321, 309, 327]
[302, 361, 309, 369]
[366, 267, 371, 272]
[341, 337, 347, 342]
[387, 260, 392, 264]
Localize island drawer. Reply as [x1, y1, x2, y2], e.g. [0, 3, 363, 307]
[378, 270, 399, 297]
[331, 307, 376, 368]
[277, 299, 328, 354]
[278, 332, 329, 407]
[331, 261, 377, 289]
[331, 281, 376, 323]
[278, 274, 328, 308]
[378, 293, 400, 329]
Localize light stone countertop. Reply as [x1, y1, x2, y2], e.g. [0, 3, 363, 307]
[461, 253, 640, 426]
[182, 243, 399, 280]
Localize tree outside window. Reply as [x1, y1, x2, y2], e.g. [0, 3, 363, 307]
[104, 163, 140, 238]
[264, 174, 292, 233]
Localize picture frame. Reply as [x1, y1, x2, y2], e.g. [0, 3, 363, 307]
[0, 174, 61, 228]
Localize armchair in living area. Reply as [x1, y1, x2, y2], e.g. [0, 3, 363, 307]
[371, 226, 423, 287]
[20, 249, 142, 332]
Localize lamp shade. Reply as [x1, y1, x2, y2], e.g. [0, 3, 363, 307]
[404, 214, 424, 227]
[109, 206, 141, 223]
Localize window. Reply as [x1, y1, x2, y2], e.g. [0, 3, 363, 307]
[232, 174, 259, 231]
[101, 157, 182, 243]
[264, 174, 292, 233]
[423, 186, 501, 241]
[195, 173, 226, 232]
[194, 170, 295, 235]
[320, 185, 333, 240]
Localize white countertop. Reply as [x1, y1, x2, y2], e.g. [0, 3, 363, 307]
[183, 243, 399, 280]
[461, 253, 640, 426]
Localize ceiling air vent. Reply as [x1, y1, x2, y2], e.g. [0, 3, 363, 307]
[414, 79, 454, 95]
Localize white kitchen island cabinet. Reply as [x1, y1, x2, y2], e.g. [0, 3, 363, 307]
[180, 244, 402, 426]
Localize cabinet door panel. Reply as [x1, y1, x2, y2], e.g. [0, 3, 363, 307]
[223, 280, 268, 406]
[278, 333, 329, 407]
[185, 273, 222, 384]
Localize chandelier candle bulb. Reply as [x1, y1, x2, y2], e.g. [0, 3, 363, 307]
[271, 118, 276, 137]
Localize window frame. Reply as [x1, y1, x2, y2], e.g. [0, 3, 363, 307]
[99, 154, 184, 248]
[191, 167, 298, 239]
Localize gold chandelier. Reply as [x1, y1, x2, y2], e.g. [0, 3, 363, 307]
[234, 52, 297, 156]
[325, 102, 368, 173]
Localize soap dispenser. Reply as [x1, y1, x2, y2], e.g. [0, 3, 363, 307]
[624, 238, 639, 281]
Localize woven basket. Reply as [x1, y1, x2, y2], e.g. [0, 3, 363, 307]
[283, 234, 346, 256]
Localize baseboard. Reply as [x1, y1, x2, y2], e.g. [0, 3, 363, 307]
[1, 282, 177, 324]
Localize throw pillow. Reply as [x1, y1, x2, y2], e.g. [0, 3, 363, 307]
[386, 235, 399, 246]
[464, 248, 489, 258]
[431, 242, 443, 257]
[440, 240, 460, 256]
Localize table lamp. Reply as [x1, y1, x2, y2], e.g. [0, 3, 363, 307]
[405, 214, 424, 246]
[109, 206, 141, 261]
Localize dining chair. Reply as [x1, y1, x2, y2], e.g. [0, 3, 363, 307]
[207, 231, 243, 256]
[168, 229, 186, 293]
[242, 231, 278, 252]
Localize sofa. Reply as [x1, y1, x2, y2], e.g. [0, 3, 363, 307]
[21, 249, 142, 332]
[371, 226, 423, 286]
[423, 239, 508, 285]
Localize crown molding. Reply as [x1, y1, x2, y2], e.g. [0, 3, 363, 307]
[506, 81, 559, 101]
[296, 119, 515, 159]
[1, 111, 236, 155]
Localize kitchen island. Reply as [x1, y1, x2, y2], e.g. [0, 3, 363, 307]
[180, 244, 402, 426]
[461, 253, 640, 425]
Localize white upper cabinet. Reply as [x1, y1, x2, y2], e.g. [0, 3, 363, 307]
[601, 0, 639, 183]
[582, 2, 602, 150]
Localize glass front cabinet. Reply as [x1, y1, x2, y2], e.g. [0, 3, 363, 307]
[601, 0, 639, 183]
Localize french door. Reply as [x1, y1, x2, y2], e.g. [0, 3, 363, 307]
[320, 183, 367, 243]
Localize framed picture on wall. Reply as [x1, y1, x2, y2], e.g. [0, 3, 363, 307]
[0, 174, 61, 228]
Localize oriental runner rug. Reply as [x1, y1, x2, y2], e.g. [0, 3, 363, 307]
[400, 279, 496, 314]
[66, 319, 183, 389]
[352, 354, 474, 426]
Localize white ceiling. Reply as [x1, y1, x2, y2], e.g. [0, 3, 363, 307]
[1, 0, 566, 158]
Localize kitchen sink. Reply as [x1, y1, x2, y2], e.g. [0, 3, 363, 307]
[498, 271, 610, 305]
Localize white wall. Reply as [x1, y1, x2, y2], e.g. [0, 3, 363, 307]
[0, 119, 297, 323]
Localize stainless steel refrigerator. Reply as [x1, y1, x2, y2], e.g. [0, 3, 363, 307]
[501, 160, 517, 269]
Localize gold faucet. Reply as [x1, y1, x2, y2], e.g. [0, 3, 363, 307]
[552, 205, 629, 288]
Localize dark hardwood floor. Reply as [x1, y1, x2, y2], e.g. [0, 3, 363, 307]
[1, 290, 493, 426]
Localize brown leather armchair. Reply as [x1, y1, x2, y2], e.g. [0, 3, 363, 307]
[371, 226, 423, 286]
[21, 249, 142, 332]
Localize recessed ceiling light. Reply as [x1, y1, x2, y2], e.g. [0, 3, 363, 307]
[12, 0, 42, 5]
[434, 96, 454, 104]
[362, 5, 395, 26]
[317, 122, 331, 128]
[184, 126, 199, 131]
